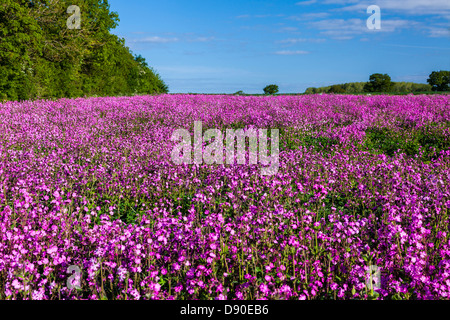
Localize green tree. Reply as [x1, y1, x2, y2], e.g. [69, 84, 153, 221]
[427, 71, 450, 92]
[0, 0, 44, 100]
[263, 84, 279, 95]
[364, 73, 393, 93]
[347, 82, 365, 93]
[0, 0, 168, 101]
[411, 83, 431, 92]
[328, 84, 345, 94]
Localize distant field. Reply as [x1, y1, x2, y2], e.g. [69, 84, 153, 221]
[0, 94, 449, 300]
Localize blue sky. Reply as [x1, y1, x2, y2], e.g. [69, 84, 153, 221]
[107, 0, 450, 93]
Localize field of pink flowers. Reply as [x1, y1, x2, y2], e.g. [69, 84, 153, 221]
[0, 94, 450, 300]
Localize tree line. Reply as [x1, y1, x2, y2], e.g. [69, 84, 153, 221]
[0, 0, 168, 101]
[305, 71, 450, 94]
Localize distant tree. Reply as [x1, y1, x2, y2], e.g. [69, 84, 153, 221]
[234, 90, 244, 95]
[328, 84, 345, 94]
[411, 83, 432, 92]
[427, 71, 450, 91]
[305, 81, 430, 94]
[346, 82, 365, 93]
[364, 73, 393, 93]
[263, 84, 279, 95]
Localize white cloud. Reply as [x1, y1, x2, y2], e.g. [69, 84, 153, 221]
[310, 18, 419, 39]
[274, 50, 310, 55]
[131, 36, 179, 43]
[329, 0, 450, 15]
[130, 34, 216, 44]
[278, 38, 326, 43]
[310, 18, 365, 37]
[279, 27, 300, 32]
[426, 27, 450, 37]
[290, 12, 331, 20]
[236, 14, 283, 19]
[295, 0, 317, 5]
[383, 43, 450, 50]
[187, 36, 216, 42]
[378, 19, 419, 32]
[332, 36, 354, 40]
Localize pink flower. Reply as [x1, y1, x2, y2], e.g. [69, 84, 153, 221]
[259, 283, 270, 295]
